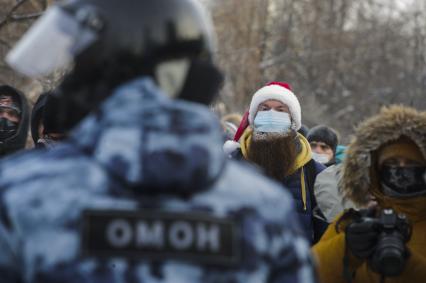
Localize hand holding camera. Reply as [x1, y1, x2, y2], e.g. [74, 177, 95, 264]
[345, 208, 412, 277]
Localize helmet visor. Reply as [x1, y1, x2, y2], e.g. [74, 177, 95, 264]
[6, 6, 99, 78]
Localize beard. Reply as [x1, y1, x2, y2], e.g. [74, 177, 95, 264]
[247, 131, 298, 181]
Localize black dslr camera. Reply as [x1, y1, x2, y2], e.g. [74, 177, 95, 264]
[352, 208, 412, 277]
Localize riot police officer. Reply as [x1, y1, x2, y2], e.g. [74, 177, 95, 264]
[1, 0, 316, 282]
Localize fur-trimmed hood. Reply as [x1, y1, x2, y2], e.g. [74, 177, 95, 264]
[340, 105, 426, 206]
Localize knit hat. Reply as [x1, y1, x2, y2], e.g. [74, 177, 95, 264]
[248, 82, 301, 130]
[378, 138, 426, 167]
[307, 125, 339, 154]
[0, 85, 22, 115]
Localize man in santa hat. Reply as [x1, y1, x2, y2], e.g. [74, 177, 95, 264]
[224, 82, 328, 243]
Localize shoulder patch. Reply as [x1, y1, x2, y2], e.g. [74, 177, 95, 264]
[81, 210, 241, 266]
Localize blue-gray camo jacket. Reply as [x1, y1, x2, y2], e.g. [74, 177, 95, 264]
[0, 78, 316, 283]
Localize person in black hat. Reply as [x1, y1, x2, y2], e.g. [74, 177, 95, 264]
[31, 92, 67, 149]
[307, 125, 339, 167]
[0, 85, 29, 156]
[30, 93, 48, 145]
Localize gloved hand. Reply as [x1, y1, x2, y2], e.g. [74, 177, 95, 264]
[346, 218, 380, 259]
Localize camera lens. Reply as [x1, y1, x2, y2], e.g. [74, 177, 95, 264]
[371, 234, 406, 277]
[375, 247, 405, 276]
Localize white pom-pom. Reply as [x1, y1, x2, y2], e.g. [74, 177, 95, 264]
[223, 140, 241, 155]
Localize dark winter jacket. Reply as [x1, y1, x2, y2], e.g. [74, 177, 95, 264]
[284, 160, 327, 243]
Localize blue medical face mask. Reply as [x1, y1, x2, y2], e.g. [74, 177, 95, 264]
[253, 110, 292, 133]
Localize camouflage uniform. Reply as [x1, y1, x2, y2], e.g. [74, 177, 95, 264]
[0, 78, 316, 283]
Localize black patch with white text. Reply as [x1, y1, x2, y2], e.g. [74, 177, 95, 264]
[81, 210, 241, 266]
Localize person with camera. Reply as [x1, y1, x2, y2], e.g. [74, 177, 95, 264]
[313, 105, 426, 283]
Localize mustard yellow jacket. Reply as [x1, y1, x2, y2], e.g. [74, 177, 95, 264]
[313, 198, 426, 283]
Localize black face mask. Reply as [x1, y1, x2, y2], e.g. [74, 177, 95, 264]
[380, 165, 426, 197]
[0, 118, 18, 141]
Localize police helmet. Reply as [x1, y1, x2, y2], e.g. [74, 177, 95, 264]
[7, 0, 222, 112]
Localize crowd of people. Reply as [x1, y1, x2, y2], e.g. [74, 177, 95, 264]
[221, 84, 426, 283]
[0, 0, 424, 282]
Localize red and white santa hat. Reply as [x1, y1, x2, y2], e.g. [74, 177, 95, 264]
[248, 82, 301, 131]
[223, 82, 301, 155]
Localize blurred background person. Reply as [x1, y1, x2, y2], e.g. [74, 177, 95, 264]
[307, 125, 353, 222]
[30, 92, 48, 146]
[307, 125, 339, 167]
[220, 113, 242, 141]
[0, 85, 29, 156]
[335, 145, 347, 164]
[31, 92, 67, 149]
[220, 120, 237, 141]
[221, 113, 242, 128]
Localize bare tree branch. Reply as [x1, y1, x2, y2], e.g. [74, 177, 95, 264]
[11, 11, 43, 21]
[29, 0, 43, 10]
[0, 38, 12, 49]
[0, 0, 30, 30]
